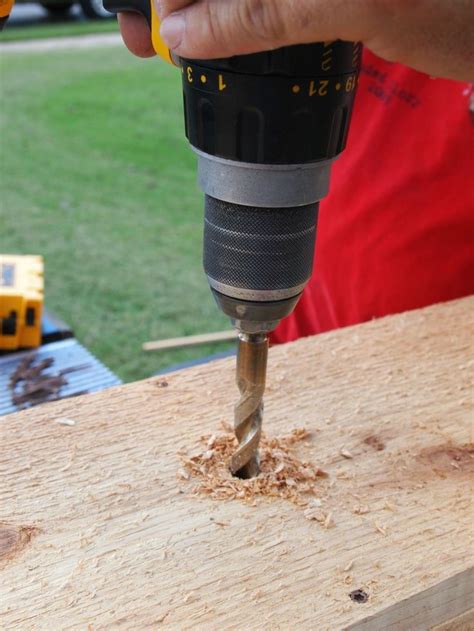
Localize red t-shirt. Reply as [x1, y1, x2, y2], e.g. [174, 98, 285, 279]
[271, 50, 474, 344]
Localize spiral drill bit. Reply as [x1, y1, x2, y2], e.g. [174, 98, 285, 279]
[230, 332, 268, 479]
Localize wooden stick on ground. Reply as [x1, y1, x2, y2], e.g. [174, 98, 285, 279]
[143, 330, 237, 352]
[1, 297, 473, 630]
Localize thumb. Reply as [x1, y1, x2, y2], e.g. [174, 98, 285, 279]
[159, 0, 374, 59]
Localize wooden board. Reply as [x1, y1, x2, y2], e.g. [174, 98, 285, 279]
[143, 330, 237, 351]
[1, 297, 473, 630]
[432, 609, 474, 631]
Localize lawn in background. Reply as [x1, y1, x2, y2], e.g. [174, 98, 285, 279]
[2, 7, 119, 42]
[0, 47, 232, 382]
[1, 19, 118, 42]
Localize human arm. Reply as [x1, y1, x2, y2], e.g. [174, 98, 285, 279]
[119, 0, 474, 81]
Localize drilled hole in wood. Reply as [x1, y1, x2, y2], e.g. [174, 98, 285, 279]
[231, 468, 258, 480]
[349, 589, 369, 603]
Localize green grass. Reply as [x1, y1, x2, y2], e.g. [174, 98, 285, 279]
[1, 17, 119, 42]
[0, 48, 232, 382]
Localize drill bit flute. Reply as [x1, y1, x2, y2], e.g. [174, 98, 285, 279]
[231, 332, 268, 478]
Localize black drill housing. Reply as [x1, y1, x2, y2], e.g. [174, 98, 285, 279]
[181, 42, 361, 164]
[181, 43, 361, 329]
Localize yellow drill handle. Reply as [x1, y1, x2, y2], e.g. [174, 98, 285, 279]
[0, 0, 14, 28]
[0, 0, 13, 18]
[149, 0, 174, 64]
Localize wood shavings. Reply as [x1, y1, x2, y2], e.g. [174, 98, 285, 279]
[303, 508, 334, 529]
[344, 560, 355, 572]
[178, 428, 327, 507]
[220, 420, 233, 432]
[154, 612, 169, 623]
[340, 448, 353, 459]
[10, 356, 89, 409]
[55, 418, 76, 426]
[323, 512, 334, 529]
[383, 499, 397, 512]
[207, 435, 217, 449]
[336, 470, 353, 480]
[374, 522, 388, 536]
[353, 505, 370, 515]
[304, 508, 325, 522]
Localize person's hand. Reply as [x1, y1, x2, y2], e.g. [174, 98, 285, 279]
[118, 0, 473, 81]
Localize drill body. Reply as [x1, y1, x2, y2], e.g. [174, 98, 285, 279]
[181, 43, 361, 335]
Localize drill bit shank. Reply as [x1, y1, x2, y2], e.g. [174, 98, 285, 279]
[231, 332, 268, 479]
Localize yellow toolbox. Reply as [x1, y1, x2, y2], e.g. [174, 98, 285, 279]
[0, 255, 44, 350]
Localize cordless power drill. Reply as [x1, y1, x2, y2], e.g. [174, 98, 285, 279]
[104, 0, 361, 478]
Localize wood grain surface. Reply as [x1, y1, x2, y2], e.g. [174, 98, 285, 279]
[1, 297, 473, 630]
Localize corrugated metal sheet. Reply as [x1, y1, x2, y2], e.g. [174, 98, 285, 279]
[0, 338, 122, 416]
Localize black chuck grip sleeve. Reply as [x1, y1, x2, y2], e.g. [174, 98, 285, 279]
[203, 196, 319, 293]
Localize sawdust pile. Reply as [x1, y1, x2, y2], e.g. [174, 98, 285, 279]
[177, 427, 327, 506]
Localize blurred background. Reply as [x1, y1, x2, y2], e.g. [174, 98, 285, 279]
[4, 0, 115, 38]
[0, 4, 232, 384]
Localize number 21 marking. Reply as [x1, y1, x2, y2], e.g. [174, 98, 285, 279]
[309, 80, 329, 97]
